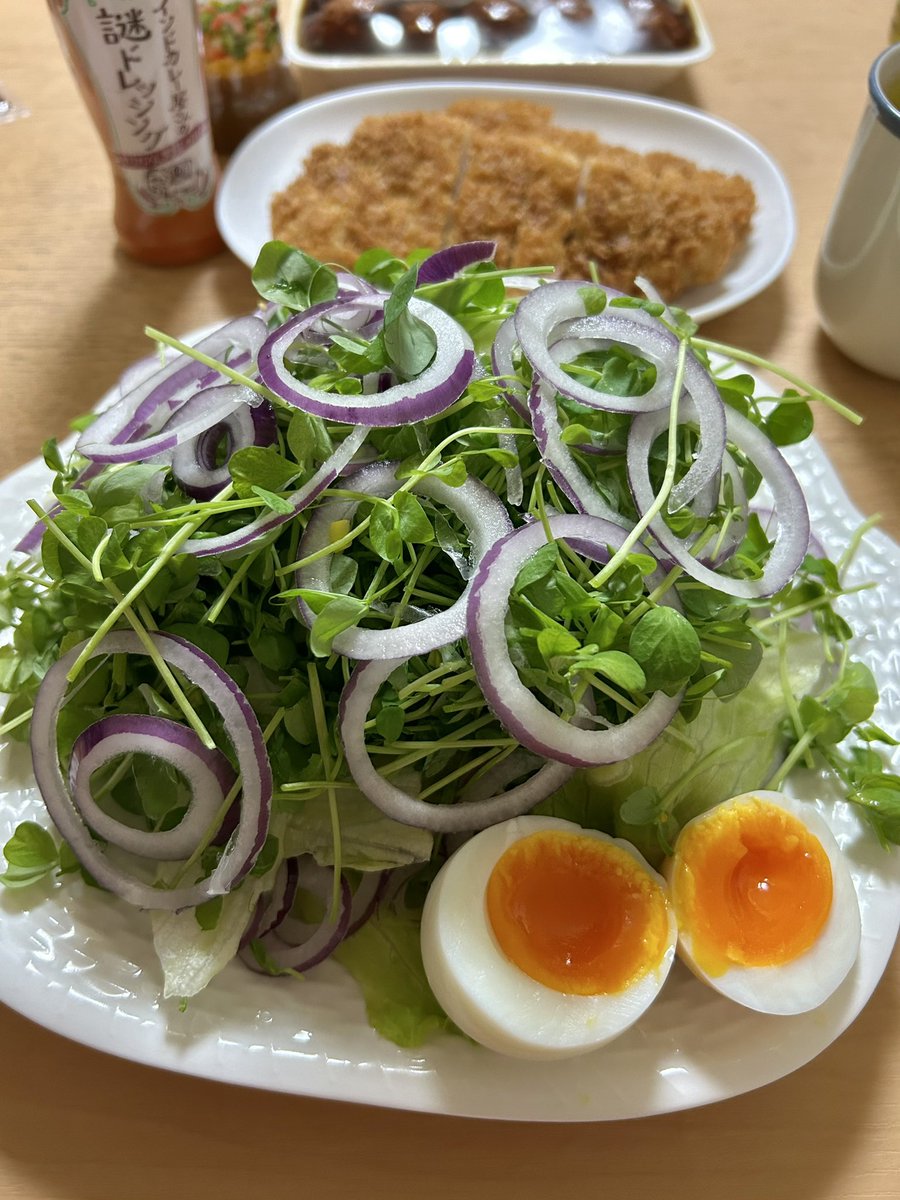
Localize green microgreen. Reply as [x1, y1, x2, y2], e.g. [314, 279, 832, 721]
[0, 248, 895, 1052]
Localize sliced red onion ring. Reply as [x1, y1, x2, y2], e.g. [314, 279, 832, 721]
[181, 424, 369, 558]
[242, 856, 352, 973]
[345, 869, 390, 937]
[68, 714, 235, 862]
[514, 282, 679, 414]
[512, 284, 727, 512]
[417, 241, 496, 285]
[30, 630, 271, 911]
[171, 399, 277, 501]
[77, 317, 267, 461]
[490, 314, 530, 422]
[339, 657, 576, 832]
[240, 856, 300, 949]
[467, 514, 682, 768]
[528, 380, 621, 521]
[696, 448, 749, 567]
[258, 298, 475, 426]
[627, 400, 810, 599]
[79, 384, 261, 465]
[496, 409, 524, 507]
[335, 270, 381, 297]
[295, 461, 512, 659]
[537, 340, 726, 516]
[290, 291, 386, 346]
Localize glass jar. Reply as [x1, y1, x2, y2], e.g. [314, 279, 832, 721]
[198, 1, 298, 155]
[47, 0, 224, 266]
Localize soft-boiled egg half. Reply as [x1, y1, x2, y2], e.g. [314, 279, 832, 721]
[420, 815, 677, 1059]
[666, 790, 861, 1015]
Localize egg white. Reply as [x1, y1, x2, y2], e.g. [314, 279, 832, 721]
[666, 790, 861, 1016]
[420, 814, 677, 1060]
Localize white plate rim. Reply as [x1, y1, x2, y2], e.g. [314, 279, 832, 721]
[215, 78, 796, 325]
[0, 401, 897, 1121]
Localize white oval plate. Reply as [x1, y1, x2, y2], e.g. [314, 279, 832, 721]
[0, 417, 897, 1120]
[216, 79, 796, 324]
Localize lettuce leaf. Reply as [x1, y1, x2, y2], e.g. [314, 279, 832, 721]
[282, 785, 433, 871]
[537, 632, 826, 864]
[151, 874, 268, 1000]
[333, 908, 458, 1048]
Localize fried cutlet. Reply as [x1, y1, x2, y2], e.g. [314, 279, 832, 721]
[562, 144, 756, 297]
[444, 98, 556, 138]
[448, 131, 581, 268]
[272, 111, 469, 267]
[270, 142, 365, 267]
[269, 100, 757, 299]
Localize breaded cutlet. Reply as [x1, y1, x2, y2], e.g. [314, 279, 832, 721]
[444, 98, 555, 137]
[342, 112, 470, 258]
[562, 144, 756, 297]
[272, 111, 469, 268]
[269, 100, 757, 299]
[448, 131, 581, 268]
[270, 143, 365, 267]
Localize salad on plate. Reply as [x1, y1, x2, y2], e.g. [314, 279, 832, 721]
[0, 240, 897, 1063]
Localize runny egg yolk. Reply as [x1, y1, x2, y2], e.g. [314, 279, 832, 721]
[485, 830, 671, 996]
[671, 798, 833, 976]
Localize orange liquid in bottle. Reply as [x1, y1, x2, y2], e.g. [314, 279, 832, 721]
[48, 0, 224, 266]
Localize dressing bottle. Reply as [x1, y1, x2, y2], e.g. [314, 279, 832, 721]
[47, 0, 224, 266]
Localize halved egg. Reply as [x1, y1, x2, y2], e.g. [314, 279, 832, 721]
[666, 790, 861, 1015]
[420, 814, 677, 1059]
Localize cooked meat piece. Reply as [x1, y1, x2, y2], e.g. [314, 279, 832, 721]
[271, 143, 366, 267]
[444, 98, 555, 137]
[271, 111, 469, 267]
[269, 99, 757, 298]
[562, 144, 756, 297]
[448, 131, 581, 267]
[623, 0, 696, 50]
[301, 0, 381, 54]
[342, 112, 469, 255]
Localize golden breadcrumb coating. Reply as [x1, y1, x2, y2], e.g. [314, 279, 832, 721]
[562, 145, 756, 295]
[270, 100, 756, 299]
[449, 132, 581, 268]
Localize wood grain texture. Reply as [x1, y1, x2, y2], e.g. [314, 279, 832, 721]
[0, 2, 898, 1198]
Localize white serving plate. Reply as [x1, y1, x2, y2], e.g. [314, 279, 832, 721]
[216, 79, 796, 324]
[284, 0, 714, 96]
[0, 415, 897, 1121]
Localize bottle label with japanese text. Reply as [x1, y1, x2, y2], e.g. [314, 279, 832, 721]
[57, 0, 216, 215]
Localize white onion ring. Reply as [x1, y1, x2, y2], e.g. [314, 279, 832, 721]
[467, 514, 682, 767]
[338, 657, 576, 832]
[30, 631, 271, 911]
[295, 461, 513, 659]
[627, 399, 810, 599]
[258, 297, 475, 427]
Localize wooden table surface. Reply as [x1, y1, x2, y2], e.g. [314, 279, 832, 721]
[1, 2, 899, 1197]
